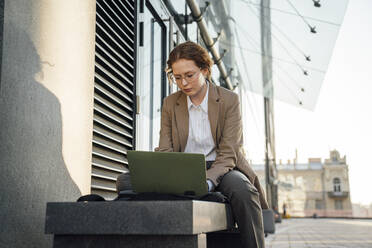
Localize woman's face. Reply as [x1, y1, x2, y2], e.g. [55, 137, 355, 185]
[171, 59, 208, 98]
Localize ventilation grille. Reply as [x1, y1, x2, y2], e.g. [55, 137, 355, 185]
[92, 0, 136, 199]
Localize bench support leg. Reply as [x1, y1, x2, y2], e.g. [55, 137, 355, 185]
[53, 234, 206, 248]
[207, 231, 242, 248]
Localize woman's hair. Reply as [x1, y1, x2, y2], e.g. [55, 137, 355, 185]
[166, 41, 214, 82]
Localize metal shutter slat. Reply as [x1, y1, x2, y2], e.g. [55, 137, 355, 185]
[95, 83, 132, 112]
[92, 156, 128, 170]
[91, 182, 117, 192]
[112, 1, 134, 28]
[93, 126, 132, 147]
[96, 42, 133, 78]
[99, 1, 134, 37]
[95, 73, 133, 104]
[95, 62, 134, 94]
[92, 151, 127, 165]
[94, 104, 133, 130]
[92, 0, 135, 198]
[120, 1, 134, 14]
[96, 6, 134, 50]
[96, 13, 133, 53]
[96, 23, 133, 61]
[93, 116, 133, 139]
[93, 139, 128, 155]
[92, 161, 128, 174]
[91, 189, 118, 200]
[95, 54, 134, 90]
[93, 144, 125, 161]
[92, 172, 117, 182]
[96, 33, 134, 70]
[92, 166, 121, 181]
[94, 94, 133, 121]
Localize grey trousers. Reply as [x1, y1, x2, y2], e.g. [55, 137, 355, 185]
[216, 170, 265, 248]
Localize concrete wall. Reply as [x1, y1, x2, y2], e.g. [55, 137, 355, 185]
[0, 1, 96, 247]
[0, 0, 3, 85]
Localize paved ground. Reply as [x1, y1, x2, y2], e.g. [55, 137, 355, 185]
[264, 218, 372, 248]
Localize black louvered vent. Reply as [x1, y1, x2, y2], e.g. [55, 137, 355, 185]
[92, 0, 136, 199]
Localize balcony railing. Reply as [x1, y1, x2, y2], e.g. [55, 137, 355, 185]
[327, 191, 349, 198]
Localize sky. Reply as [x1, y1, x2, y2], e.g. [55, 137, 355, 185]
[254, 0, 372, 205]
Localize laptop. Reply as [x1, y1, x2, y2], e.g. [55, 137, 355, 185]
[127, 150, 208, 196]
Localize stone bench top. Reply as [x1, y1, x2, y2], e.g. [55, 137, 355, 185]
[45, 200, 234, 235]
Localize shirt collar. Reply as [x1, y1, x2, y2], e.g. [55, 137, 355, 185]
[187, 82, 209, 113]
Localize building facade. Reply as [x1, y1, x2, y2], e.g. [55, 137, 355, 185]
[253, 150, 352, 217]
[352, 203, 372, 218]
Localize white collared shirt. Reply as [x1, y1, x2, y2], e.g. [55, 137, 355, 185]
[184, 84, 217, 161]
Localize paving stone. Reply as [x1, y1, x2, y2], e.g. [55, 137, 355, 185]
[265, 218, 372, 248]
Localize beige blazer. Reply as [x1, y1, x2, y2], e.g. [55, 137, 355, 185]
[157, 83, 268, 209]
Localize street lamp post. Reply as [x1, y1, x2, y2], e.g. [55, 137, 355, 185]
[260, 0, 278, 210]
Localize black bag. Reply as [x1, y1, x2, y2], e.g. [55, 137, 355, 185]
[77, 194, 105, 202]
[76, 191, 227, 203]
[114, 190, 228, 203]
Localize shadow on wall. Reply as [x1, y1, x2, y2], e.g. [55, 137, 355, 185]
[0, 22, 81, 247]
[0, 0, 4, 89]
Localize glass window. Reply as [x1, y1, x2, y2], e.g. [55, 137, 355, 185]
[315, 200, 323, 209]
[335, 200, 343, 210]
[137, 1, 167, 151]
[333, 177, 341, 192]
[305, 199, 313, 209]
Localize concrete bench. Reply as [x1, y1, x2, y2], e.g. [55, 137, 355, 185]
[45, 200, 236, 248]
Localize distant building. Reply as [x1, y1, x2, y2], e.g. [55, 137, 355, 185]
[352, 203, 372, 218]
[253, 150, 352, 217]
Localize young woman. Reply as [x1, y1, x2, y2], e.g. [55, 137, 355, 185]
[157, 41, 268, 247]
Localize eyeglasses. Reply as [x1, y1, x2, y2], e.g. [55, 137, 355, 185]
[167, 70, 201, 85]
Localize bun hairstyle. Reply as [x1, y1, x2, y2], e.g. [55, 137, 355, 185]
[166, 41, 213, 83]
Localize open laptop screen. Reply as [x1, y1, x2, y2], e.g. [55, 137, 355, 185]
[127, 151, 208, 196]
